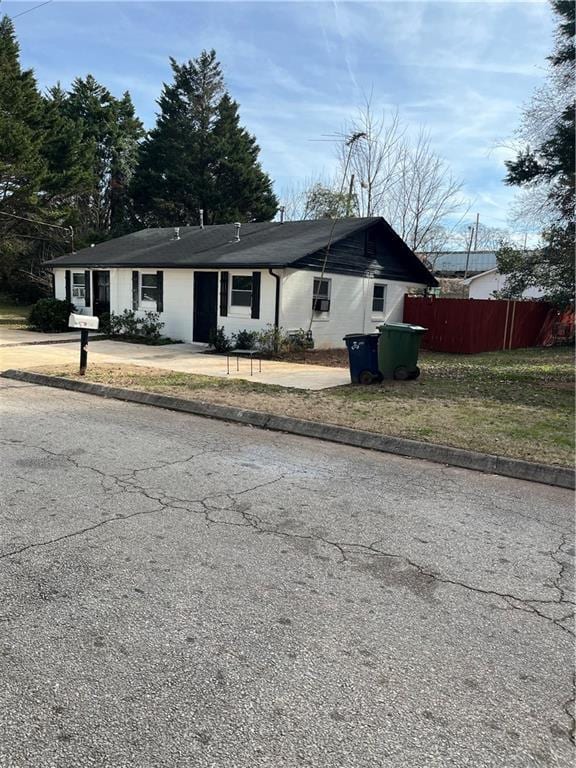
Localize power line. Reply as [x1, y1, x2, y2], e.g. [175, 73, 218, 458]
[0, 210, 74, 250]
[11, 1, 53, 20]
[0, 210, 69, 232]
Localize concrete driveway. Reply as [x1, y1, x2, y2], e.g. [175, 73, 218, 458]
[1, 379, 574, 767]
[0, 327, 81, 345]
[0, 330, 349, 390]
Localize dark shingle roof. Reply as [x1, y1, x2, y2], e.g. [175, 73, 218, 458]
[45, 218, 382, 269]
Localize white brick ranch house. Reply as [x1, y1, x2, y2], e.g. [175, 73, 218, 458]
[46, 217, 437, 348]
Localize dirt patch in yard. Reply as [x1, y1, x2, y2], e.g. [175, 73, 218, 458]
[31, 346, 574, 467]
[540, 381, 574, 391]
[295, 349, 349, 367]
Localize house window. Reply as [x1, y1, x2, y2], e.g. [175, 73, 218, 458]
[231, 275, 253, 307]
[372, 284, 387, 313]
[312, 278, 331, 312]
[72, 273, 85, 300]
[141, 274, 158, 304]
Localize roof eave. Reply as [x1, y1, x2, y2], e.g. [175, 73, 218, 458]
[44, 261, 292, 270]
[463, 267, 499, 284]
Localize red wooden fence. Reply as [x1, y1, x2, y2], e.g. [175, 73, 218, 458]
[403, 297, 552, 354]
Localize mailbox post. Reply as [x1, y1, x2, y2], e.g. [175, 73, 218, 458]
[68, 314, 99, 376]
[79, 328, 89, 375]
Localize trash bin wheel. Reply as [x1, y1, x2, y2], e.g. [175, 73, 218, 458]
[393, 366, 410, 381]
[408, 366, 421, 380]
[358, 370, 376, 385]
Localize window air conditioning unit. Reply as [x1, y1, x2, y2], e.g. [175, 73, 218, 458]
[314, 298, 331, 312]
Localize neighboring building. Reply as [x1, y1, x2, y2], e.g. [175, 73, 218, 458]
[435, 278, 469, 299]
[46, 218, 437, 349]
[464, 268, 545, 300]
[423, 250, 498, 278]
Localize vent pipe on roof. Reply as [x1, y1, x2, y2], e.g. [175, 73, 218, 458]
[279, 206, 285, 224]
[234, 222, 241, 242]
[199, 209, 204, 229]
[173, 227, 180, 240]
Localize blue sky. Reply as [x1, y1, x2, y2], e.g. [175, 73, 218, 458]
[4, 0, 555, 234]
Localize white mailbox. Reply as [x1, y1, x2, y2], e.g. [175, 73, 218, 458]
[68, 313, 99, 330]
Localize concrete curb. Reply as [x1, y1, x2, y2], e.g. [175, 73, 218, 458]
[2, 368, 574, 490]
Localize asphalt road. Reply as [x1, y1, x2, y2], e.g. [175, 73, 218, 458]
[0, 379, 574, 768]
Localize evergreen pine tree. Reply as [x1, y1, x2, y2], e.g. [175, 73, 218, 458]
[61, 75, 144, 242]
[131, 50, 278, 226]
[0, 15, 48, 296]
[41, 84, 93, 206]
[0, 16, 46, 217]
[109, 92, 144, 234]
[211, 94, 278, 222]
[0, 18, 144, 297]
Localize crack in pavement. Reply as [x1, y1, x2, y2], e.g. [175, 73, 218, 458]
[563, 671, 576, 745]
[3, 441, 574, 639]
[0, 505, 167, 560]
[340, 540, 576, 638]
[3, 439, 575, 618]
[550, 533, 574, 605]
[116, 449, 224, 480]
[2, 437, 575, 735]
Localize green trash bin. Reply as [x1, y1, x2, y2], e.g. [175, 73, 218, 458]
[377, 322, 427, 380]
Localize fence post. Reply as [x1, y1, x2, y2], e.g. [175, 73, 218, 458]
[508, 301, 517, 350]
[503, 300, 510, 350]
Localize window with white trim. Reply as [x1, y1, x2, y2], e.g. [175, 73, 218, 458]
[231, 275, 253, 307]
[312, 278, 331, 312]
[141, 273, 158, 304]
[372, 284, 387, 313]
[72, 273, 85, 300]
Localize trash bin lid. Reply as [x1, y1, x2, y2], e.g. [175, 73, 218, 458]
[343, 332, 380, 339]
[377, 322, 427, 333]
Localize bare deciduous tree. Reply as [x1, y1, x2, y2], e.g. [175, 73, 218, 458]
[278, 99, 467, 252]
[278, 177, 323, 221]
[279, 178, 313, 222]
[336, 101, 466, 252]
[337, 102, 405, 218]
[386, 129, 465, 252]
[507, 185, 557, 236]
[415, 225, 452, 268]
[279, 175, 356, 221]
[453, 222, 511, 252]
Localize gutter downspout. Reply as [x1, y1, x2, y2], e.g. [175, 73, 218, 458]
[362, 273, 369, 333]
[268, 268, 281, 329]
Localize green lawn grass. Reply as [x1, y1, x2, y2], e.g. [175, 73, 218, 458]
[36, 346, 575, 467]
[0, 298, 32, 328]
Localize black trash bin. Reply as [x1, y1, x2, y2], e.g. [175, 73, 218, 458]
[343, 333, 381, 384]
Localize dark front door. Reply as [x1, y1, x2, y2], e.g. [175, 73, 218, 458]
[193, 272, 218, 343]
[92, 271, 110, 317]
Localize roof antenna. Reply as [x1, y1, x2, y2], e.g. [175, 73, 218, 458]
[234, 222, 241, 242]
[279, 206, 285, 224]
[307, 129, 367, 334]
[173, 227, 180, 240]
[199, 209, 204, 230]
